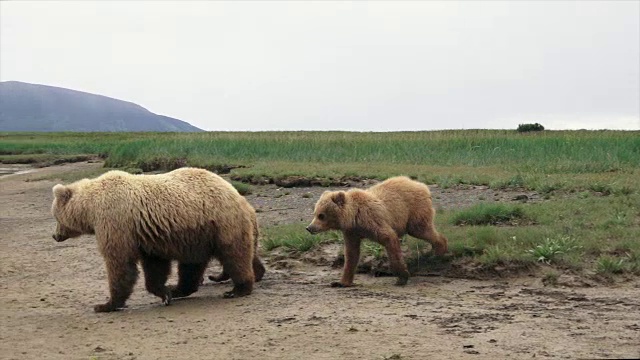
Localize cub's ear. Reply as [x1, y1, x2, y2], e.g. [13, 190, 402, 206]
[331, 191, 346, 207]
[53, 184, 72, 205]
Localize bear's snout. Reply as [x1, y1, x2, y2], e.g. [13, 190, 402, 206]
[306, 225, 320, 234]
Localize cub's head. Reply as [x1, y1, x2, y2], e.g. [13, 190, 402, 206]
[51, 184, 83, 242]
[306, 191, 347, 234]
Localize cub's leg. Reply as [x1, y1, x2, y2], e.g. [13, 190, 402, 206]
[377, 230, 410, 286]
[332, 232, 361, 288]
[408, 218, 448, 256]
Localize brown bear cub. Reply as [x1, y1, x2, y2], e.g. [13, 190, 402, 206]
[51, 168, 265, 313]
[306, 176, 448, 287]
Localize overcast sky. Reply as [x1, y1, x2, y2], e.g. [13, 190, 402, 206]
[1, 1, 639, 131]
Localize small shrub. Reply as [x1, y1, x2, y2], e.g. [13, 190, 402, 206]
[517, 123, 545, 132]
[302, 192, 313, 198]
[526, 236, 581, 264]
[230, 181, 252, 195]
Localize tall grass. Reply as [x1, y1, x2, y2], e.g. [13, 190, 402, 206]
[2, 130, 639, 191]
[2, 130, 638, 171]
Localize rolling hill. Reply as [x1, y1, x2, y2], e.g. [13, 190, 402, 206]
[0, 81, 203, 132]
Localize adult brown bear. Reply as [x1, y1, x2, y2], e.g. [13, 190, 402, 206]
[51, 168, 264, 312]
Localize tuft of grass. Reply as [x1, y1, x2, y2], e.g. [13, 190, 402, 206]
[435, 175, 464, 189]
[230, 181, 252, 195]
[542, 270, 560, 286]
[362, 242, 385, 259]
[478, 244, 536, 267]
[596, 256, 626, 275]
[526, 236, 582, 264]
[589, 183, 613, 196]
[490, 174, 526, 189]
[451, 203, 528, 226]
[626, 252, 640, 274]
[261, 224, 340, 252]
[613, 186, 634, 196]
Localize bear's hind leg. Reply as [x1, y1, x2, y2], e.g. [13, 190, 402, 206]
[209, 254, 265, 283]
[171, 262, 208, 299]
[378, 230, 410, 286]
[208, 271, 230, 282]
[253, 255, 266, 282]
[95, 258, 139, 313]
[409, 221, 448, 256]
[141, 254, 172, 306]
[220, 257, 254, 298]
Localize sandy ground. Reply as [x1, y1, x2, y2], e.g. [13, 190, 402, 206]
[1, 162, 639, 360]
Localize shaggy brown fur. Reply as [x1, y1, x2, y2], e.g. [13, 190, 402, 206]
[306, 176, 448, 287]
[51, 167, 263, 313]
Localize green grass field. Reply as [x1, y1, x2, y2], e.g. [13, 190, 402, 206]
[2, 130, 639, 192]
[2, 130, 639, 279]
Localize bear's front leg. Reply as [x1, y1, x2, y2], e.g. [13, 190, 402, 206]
[95, 257, 139, 313]
[332, 234, 361, 288]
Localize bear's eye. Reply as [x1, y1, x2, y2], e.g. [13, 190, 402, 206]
[318, 213, 326, 221]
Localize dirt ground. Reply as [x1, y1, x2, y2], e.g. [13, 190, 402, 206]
[1, 162, 638, 360]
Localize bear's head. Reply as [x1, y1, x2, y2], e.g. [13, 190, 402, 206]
[51, 183, 91, 242]
[306, 191, 347, 234]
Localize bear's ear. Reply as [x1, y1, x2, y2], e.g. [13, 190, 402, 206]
[331, 192, 346, 207]
[53, 184, 73, 205]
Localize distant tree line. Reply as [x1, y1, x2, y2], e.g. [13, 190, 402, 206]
[517, 123, 545, 133]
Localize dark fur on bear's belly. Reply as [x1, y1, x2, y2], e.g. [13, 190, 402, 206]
[134, 221, 221, 263]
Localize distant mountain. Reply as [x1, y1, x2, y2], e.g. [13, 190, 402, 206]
[0, 81, 203, 132]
